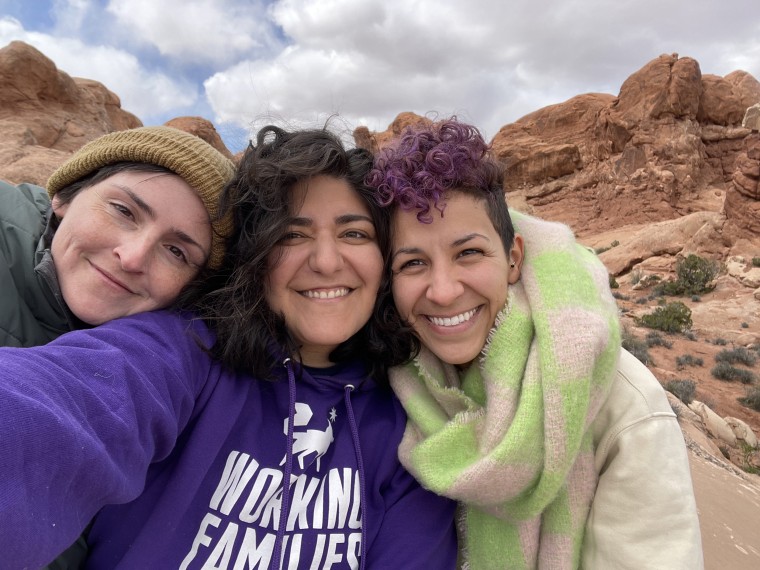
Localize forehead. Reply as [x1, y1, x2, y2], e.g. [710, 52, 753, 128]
[86, 170, 210, 226]
[392, 192, 493, 241]
[290, 175, 370, 217]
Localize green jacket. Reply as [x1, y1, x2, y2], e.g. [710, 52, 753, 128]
[0, 179, 74, 347]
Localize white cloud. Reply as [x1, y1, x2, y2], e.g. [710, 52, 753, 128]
[0, 15, 196, 122]
[205, 0, 760, 141]
[106, 0, 280, 67]
[4, 0, 760, 148]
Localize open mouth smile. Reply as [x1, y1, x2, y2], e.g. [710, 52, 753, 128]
[426, 307, 478, 327]
[301, 287, 351, 299]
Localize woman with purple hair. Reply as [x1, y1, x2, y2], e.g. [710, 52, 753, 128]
[367, 118, 703, 569]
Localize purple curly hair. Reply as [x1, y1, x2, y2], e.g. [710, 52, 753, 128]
[366, 118, 503, 223]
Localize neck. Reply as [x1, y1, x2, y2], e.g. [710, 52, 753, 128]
[298, 345, 336, 368]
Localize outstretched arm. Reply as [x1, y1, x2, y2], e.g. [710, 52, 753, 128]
[0, 310, 216, 568]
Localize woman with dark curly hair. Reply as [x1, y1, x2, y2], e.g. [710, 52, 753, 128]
[367, 118, 703, 569]
[0, 126, 457, 569]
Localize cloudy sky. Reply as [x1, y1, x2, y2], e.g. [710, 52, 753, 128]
[2, 0, 759, 152]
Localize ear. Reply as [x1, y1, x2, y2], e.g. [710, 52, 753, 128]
[507, 234, 524, 284]
[51, 194, 68, 218]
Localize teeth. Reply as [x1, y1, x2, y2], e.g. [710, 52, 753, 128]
[429, 309, 477, 327]
[303, 288, 350, 299]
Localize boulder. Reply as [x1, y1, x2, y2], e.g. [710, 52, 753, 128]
[688, 400, 738, 446]
[743, 103, 760, 131]
[724, 416, 759, 448]
[0, 41, 141, 185]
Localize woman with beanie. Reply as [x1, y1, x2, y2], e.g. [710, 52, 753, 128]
[366, 118, 703, 569]
[0, 125, 235, 348]
[0, 125, 457, 569]
[2, 126, 234, 569]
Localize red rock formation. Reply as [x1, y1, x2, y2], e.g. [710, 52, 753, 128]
[0, 42, 237, 186]
[725, 133, 760, 235]
[165, 116, 234, 160]
[0, 41, 142, 185]
[353, 111, 431, 154]
[367, 54, 760, 245]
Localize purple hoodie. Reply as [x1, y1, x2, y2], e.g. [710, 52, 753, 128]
[0, 310, 456, 569]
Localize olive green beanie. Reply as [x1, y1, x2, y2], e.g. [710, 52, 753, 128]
[46, 126, 236, 269]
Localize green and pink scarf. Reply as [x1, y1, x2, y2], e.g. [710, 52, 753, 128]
[390, 211, 621, 569]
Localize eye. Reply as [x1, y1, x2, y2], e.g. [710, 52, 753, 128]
[166, 244, 188, 263]
[394, 258, 425, 273]
[279, 231, 307, 243]
[111, 202, 135, 220]
[342, 229, 371, 240]
[458, 248, 484, 259]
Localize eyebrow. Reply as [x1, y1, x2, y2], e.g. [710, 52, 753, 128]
[119, 186, 209, 256]
[452, 233, 490, 247]
[392, 233, 490, 261]
[289, 214, 374, 226]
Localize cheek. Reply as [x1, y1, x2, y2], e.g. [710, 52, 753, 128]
[358, 247, 383, 290]
[391, 278, 415, 319]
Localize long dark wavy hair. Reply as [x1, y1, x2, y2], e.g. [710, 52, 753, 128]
[188, 125, 409, 383]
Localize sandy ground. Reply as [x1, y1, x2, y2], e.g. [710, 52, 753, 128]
[690, 451, 760, 569]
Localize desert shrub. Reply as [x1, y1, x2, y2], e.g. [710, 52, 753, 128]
[622, 327, 651, 365]
[665, 379, 697, 405]
[645, 331, 673, 349]
[612, 291, 629, 300]
[674, 254, 720, 294]
[691, 295, 701, 302]
[739, 442, 760, 475]
[715, 347, 757, 367]
[742, 322, 749, 329]
[752, 257, 760, 267]
[656, 254, 719, 296]
[609, 275, 619, 289]
[635, 297, 648, 305]
[636, 301, 692, 333]
[676, 354, 704, 369]
[595, 240, 619, 255]
[711, 362, 756, 384]
[683, 331, 697, 341]
[636, 274, 662, 289]
[739, 386, 760, 412]
[711, 338, 728, 346]
[630, 268, 643, 285]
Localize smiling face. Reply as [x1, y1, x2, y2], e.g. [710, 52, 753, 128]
[265, 175, 383, 367]
[391, 191, 523, 367]
[51, 170, 212, 325]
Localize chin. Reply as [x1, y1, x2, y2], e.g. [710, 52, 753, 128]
[432, 348, 479, 367]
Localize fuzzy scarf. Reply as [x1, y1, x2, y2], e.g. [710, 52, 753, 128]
[390, 211, 621, 569]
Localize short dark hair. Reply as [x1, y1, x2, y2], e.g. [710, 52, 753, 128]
[366, 118, 515, 253]
[192, 125, 410, 383]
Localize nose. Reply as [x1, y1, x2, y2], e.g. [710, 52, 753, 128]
[113, 237, 152, 273]
[425, 265, 464, 306]
[308, 235, 344, 274]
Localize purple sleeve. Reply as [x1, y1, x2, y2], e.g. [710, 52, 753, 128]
[368, 463, 458, 568]
[0, 310, 215, 568]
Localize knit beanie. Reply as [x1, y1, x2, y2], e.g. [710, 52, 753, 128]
[46, 126, 236, 269]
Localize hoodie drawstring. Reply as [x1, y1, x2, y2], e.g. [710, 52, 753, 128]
[344, 384, 367, 570]
[271, 357, 297, 570]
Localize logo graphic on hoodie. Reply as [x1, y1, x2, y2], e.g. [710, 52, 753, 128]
[280, 403, 336, 471]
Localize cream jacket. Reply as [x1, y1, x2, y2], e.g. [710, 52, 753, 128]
[583, 348, 704, 569]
